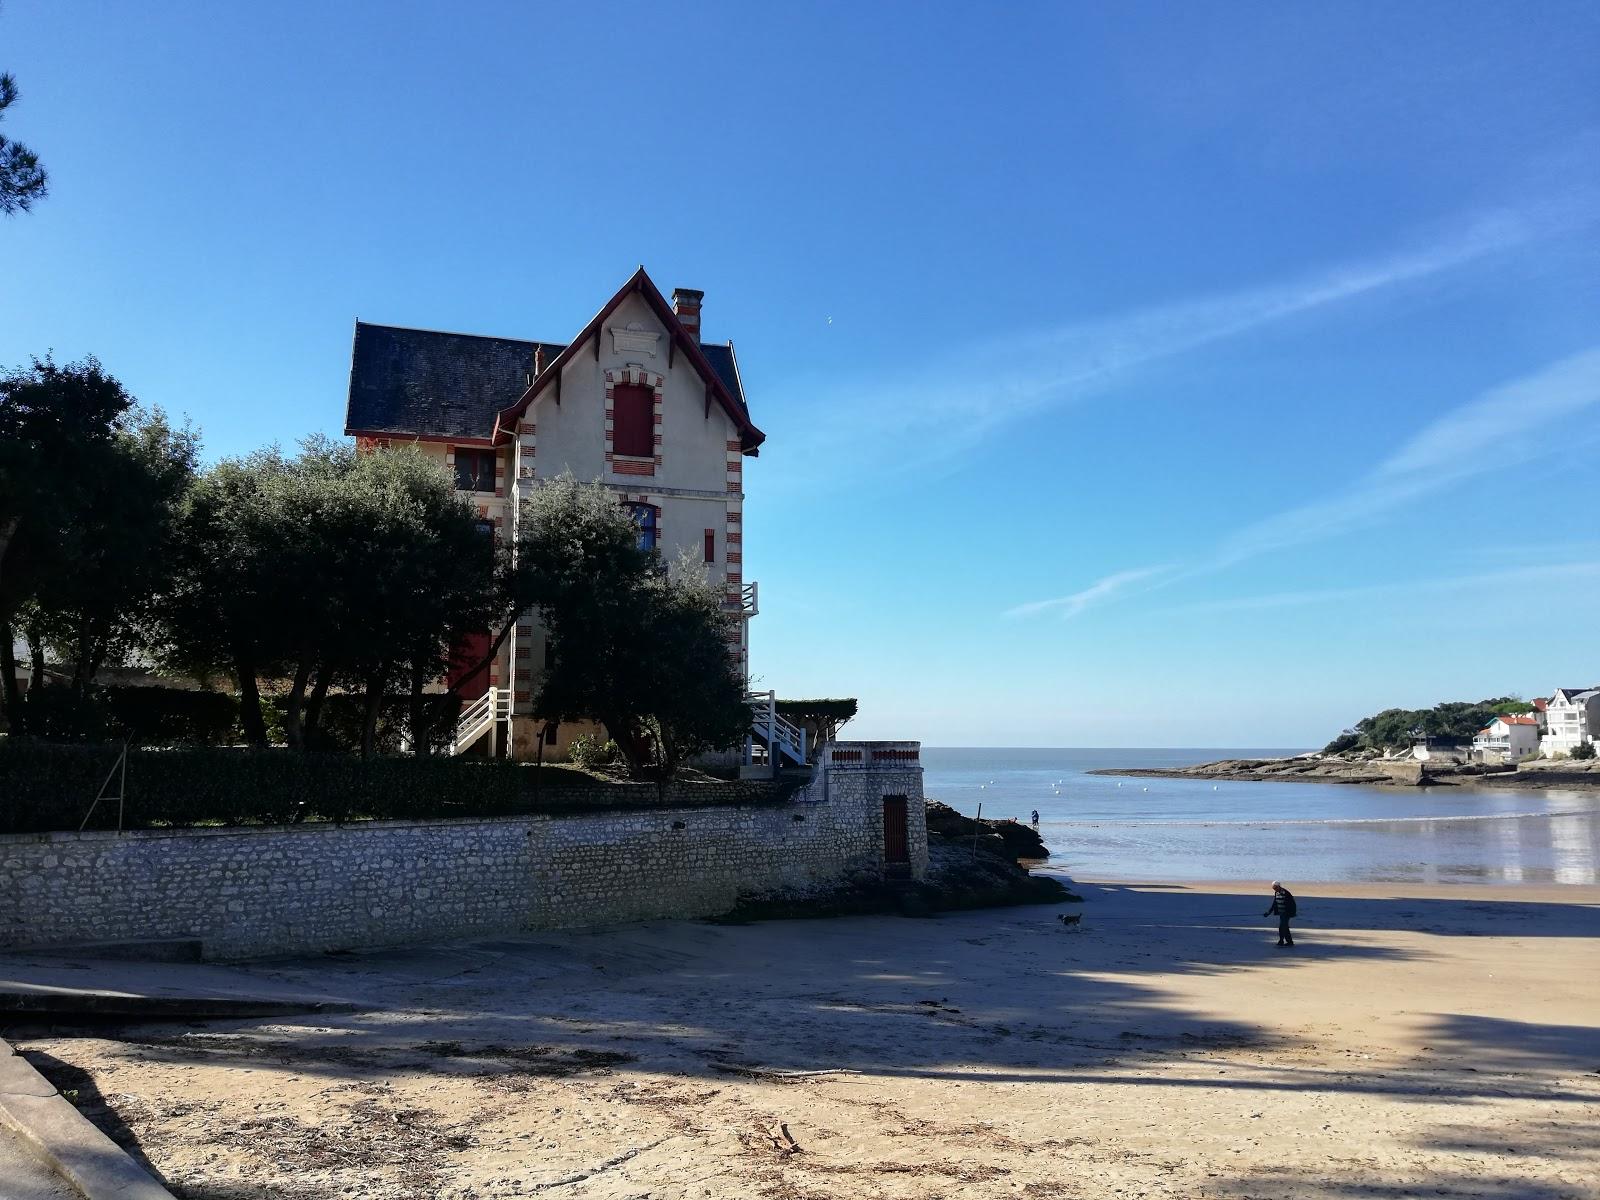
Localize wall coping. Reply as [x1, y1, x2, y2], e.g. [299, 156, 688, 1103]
[0, 795, 837, 847]
[822, 741, 922, 769]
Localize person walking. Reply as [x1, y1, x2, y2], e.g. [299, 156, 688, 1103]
[1264, 881, 1297, 946]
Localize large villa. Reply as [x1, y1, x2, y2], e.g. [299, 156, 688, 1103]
[343, 268, 798, 767]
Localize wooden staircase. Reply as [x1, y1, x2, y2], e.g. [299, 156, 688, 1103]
[745, 689, 808, 775]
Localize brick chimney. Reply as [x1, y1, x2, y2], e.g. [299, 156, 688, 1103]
[672, 288, 704, 342]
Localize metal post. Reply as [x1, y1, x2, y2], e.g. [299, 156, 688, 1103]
[970, 801, 983, 862]
[767, 691, 777, 779]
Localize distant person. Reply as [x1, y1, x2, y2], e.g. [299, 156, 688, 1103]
[1264, 881, 1297, 947]
[1030, 809, 1040, 825]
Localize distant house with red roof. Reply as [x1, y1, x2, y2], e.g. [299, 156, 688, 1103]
[1471, 714, 1541, 763]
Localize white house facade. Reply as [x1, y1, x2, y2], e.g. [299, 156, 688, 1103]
[1541, 687, 1600, 757]
[1471, 715, 1541, 764]
[342, 268, 799, 765]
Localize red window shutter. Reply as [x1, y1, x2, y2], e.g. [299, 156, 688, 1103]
[704, 529, 715, 563]
[613, 385, 653, 457]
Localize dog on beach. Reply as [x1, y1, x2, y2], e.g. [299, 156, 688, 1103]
[1057, 913, 1082, 928]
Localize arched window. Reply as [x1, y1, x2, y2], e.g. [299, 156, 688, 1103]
[623, 501, 659, 551]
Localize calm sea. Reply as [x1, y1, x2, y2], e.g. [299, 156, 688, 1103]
[924, 747, 1600, 886]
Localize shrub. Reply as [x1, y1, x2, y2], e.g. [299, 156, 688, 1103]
[1572, 741, 1596, 761]
[0, 741, 525, 832]
[568, 734, 620, 769]
[255, 693, 461, 753]
[0, 741, 766, 834]
[10, 689, 106, 742]
[100, 686, 239, 746]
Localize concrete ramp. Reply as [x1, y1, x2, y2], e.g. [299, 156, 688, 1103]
[0, 954, 362, 1021]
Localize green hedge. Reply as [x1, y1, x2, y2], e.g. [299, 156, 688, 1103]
[0, 742, 783, 834]
[0, 741, 604, 833]
[4, 686, 463, 752]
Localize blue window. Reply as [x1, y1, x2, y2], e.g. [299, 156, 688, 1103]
[624, 502, 658, 552]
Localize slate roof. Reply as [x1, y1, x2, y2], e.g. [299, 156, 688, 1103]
[1553, 687, 1600, 703]
[346, 322, 751, 443]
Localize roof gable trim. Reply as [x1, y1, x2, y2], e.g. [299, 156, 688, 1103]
[491, 267, 764, 452]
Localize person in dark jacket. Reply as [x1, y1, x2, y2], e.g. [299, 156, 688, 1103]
[1265, 881, 1297, 946]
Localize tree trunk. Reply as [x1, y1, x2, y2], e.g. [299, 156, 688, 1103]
[283, 662, 313, 751]
[304, 664, 332, 741]
[407, 657, 431, 759]
[0, 516, 19, 623]
[70, 614, 95, 701]
[235, 650, 268, 748]
[0, 624, 22, 734]
[360, 672, 384, 760]
[27, 629, 45, 696]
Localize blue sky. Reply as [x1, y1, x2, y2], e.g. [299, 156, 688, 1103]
[3, 2, 1597, 746]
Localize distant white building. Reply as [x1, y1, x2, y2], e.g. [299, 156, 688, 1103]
[1472, 716, 1541, 763]
[1411, 736, 1469, 764]
[1541, 687, 1600, 757]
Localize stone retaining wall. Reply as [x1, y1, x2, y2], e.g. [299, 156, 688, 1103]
[0, 749, 925, 959]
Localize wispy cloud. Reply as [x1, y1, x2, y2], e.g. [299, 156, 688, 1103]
[1003, 565, 1171, 620]
[1205, 347, 1600, 570]
[1007, 346, 1600, 621]
[780, 180, 1595, 482]
[1158, 560, 1600, 618]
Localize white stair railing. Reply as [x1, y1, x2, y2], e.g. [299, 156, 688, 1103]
[398, 687, 511, 757]
[744, 688, 807, 769]
[442, 686, 510, 757]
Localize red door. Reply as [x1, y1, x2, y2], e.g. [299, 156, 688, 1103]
[447, 629, 491, 700]
[882, 795, 910, 865]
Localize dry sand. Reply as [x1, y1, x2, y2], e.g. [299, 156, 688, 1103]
[9, 880, 1599, 1199]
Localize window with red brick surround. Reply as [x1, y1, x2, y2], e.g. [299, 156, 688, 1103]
[612, 384, 654, 457]
[454, 448, 497, 492]
[703, 528, 715, 563]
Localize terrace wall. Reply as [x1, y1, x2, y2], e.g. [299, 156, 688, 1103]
[0, 744, 924, 959]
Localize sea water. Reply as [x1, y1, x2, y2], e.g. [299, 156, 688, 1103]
[924, 747, 1600, 885]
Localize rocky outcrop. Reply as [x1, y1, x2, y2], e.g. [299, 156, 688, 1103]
[1091, 753, 1600, 789]
[715, 802, 1076, 922]
[924, 800, 1050, 859]
[1090, 754, 1422, 785]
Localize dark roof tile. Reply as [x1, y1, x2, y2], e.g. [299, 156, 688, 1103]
[347, 323, 751, 441]
[346, 324, 564, 441]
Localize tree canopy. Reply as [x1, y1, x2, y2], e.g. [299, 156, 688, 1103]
[0, 71, 48, 215]
[1, 358, 197, 734]
[1326, 697, 1535, 753]
[516, 475, 748, 776]
[160, 439, 496, 755]
[2, 360, 750, 778]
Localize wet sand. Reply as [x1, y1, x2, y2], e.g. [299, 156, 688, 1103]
[10, 880, 1599, 1199]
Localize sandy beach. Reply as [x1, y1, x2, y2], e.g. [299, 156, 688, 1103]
[8, 879, 1599, 1199]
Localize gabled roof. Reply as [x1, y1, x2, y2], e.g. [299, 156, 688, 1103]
[1496, 715, 1538, 726]
[491, 267, 764, 453]
[345, 323, 562, 443]
[344, 268, 761, 450]
[1553, 687, 1600, 703]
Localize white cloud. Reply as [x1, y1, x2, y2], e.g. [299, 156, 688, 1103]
[1006, 347, 1600, 622]
[1207, 347, 1600, 569]
[1004, 565, 1171, 621]
[778, 183, 1594, 484]
[1161, 560, 1600, 618]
